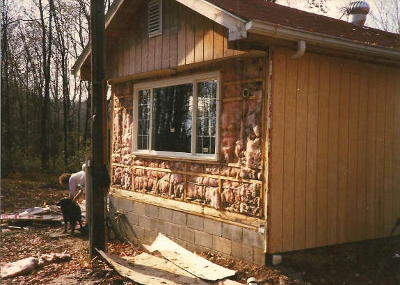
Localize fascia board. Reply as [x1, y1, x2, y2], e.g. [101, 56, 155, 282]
[72, 44, 90, 77]
[175, 0, 247, 41]
[72, 0, 125, 77]
[105, 0, 125, 28]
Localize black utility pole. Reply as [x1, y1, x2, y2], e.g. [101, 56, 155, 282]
[89, 0, 107, 257]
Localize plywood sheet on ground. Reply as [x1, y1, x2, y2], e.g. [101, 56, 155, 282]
[98, 251, 208, 285]
[146, 233, 236, 281]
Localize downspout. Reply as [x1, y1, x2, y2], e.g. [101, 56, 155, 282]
[291, 40, 306, 59]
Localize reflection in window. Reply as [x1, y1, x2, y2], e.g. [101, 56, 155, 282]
[134, 76, 218, 157]
[196, 80, 217, 154]
[152, 84, 193, 152]
[137, 89, 150, 150]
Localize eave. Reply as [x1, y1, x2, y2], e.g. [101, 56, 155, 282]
[72, 0, 400, 80]
[71, 0, 127, 78]
[245, 20, 400, 62]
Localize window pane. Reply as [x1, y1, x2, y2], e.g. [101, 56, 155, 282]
[211, 118, 216, 136]
[210, 137, 215, 154]
[152, 83, 193, 152]
[137, 89, 150, 149]
[142, 136, 148, 150]
[196, 80, 217, 154]
[196, 136, 215, 154]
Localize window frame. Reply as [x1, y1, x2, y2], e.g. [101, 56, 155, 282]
[132, 71, 220, 161]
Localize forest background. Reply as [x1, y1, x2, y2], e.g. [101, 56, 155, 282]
[1, 0, 399, 177]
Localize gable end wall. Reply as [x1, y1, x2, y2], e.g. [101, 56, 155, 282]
[106, 0, 243, 79]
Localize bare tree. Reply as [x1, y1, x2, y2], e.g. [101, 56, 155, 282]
[306, 0, 329, 13]
[277, 0, 330, 14]
[1, 0, 13, 175]
[336, 0, 399, 33]
[1, 0, 96, 175]
[370, 0, 399, 33]
[38, 0, 54, 171]
[53, 0, 73, 167]
[73, 0, 91, 149]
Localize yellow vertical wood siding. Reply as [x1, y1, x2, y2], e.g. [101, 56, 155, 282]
[269, 48, 400, 253]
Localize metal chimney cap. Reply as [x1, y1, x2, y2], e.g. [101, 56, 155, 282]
[348, 1, 370, 15]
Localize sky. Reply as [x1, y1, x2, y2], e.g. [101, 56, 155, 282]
[276, 0, 373, 17]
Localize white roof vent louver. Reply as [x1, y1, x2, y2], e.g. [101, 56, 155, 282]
[148, 0, 162, 37]
[348, 1, 370, 26]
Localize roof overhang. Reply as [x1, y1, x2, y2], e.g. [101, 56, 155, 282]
[72, 0, 400, 79]
[71, 0, 126, 77]
[72, 45, 90, 78]
[72, 0, 248, 78]
[245, 19, 400, 62]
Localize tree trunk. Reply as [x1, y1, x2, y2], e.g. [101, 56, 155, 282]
[1, 0, 13, 176]
[62, 65, 70, 167]
[39, 0, 53, 171]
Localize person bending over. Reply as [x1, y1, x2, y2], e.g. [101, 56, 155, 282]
[59, 164, 86, 202]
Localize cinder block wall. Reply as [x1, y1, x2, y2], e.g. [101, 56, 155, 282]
[109, 195, 265, 265]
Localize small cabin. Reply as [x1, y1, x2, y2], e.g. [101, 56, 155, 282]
[73, 0, 400, 265]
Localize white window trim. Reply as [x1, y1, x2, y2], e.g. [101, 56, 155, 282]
[132, 71, 220, 161]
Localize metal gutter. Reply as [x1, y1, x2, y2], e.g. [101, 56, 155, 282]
[245, 19, 400, 61]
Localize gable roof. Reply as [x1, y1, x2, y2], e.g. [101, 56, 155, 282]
[72, 0, 400, 77]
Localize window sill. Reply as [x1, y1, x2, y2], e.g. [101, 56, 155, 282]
[132, 150, 219, 162]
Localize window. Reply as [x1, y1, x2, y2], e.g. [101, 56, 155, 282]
[148, 0, 162, 37]
[133, 72, 219, 160]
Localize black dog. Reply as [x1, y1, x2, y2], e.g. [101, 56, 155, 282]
[57, 198, 83, 234]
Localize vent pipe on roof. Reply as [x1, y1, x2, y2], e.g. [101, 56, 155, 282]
[348, 1, 370, 26]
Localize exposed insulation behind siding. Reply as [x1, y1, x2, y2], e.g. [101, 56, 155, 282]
[111, 57, 266, 218]
[112, 82, 134, 190]
[269, 48, 400, 253]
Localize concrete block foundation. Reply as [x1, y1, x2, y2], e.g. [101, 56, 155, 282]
[109, 195, 266, 265]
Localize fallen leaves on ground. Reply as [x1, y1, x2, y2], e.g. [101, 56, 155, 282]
[1, 174, 400, 284]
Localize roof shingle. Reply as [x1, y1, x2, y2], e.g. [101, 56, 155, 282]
[207, 0, 400, 51]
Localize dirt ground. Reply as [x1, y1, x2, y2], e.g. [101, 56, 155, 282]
[1, 174, 400, 284]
